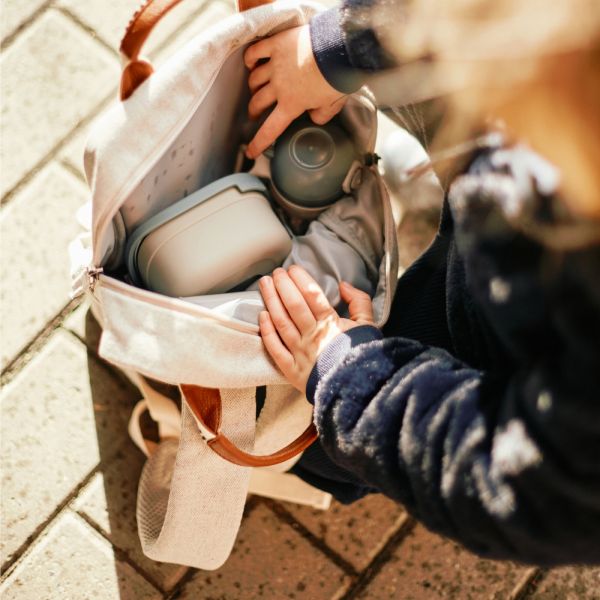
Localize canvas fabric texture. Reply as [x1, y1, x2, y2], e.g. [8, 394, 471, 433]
[72, 0, 398, 570]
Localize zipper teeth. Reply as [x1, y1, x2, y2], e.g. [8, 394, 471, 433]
[378, 172, 396, 327]
[98, 274, 260, 335]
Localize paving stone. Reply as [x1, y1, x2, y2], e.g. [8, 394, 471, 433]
[179, 503, 351, 599]
[529, 566, 600, 599]
[0, 10, 118, 198]
[0, 330, 135, 566]
[71, 442, 189, 592]
[0, 0, 48, 42]
[58, 0, 213, 54]
[62, 301, 103, 355]
[0, 511, 160, 600]
[358, 523, 529, 600]
[153, 0, 234, 64]
[59, 126, 91, 180]
[0, 163, 88, 369]
[284, 494, 408, 571]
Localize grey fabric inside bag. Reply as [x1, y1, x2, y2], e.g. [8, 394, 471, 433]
[186, 179, 385, 325]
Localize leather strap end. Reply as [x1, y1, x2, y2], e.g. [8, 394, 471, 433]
[181, 384, 222, 434]
[119, 0, 274, 100]
[237, 0, 275, 10]
[120, 60, 154, 100]
[207, 422, 318, 468]
[182, 384, 318, 467]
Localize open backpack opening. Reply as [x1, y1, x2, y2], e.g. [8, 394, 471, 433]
[70, 0, 399, 569]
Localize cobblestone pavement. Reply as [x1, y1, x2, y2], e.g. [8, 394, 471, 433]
[2, 1, 600, 598]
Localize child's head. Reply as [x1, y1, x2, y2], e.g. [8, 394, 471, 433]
[381, 0, 600, 219]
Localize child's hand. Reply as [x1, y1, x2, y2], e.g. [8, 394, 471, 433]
[259, 266, 375, 392]
[244, 25, 347, 159]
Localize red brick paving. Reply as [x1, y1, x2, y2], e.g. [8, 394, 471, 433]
[282, 495, 408, 571]
[178, 503, 351, 600]
[527, 566, 600, 600]
[355, 523, 532, 600]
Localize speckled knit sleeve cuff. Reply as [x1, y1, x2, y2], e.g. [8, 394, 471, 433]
[309, 7, 366, 93]
[306, 324, 383, 403]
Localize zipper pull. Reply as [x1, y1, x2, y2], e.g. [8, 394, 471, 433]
[71, 266, 103, 298]
[87, 266, 103, 293]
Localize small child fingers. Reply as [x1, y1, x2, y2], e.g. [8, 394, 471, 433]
[248, 63, 271, 94]
[287, 265, 334, 321]
[244, 38, 272, 70]
[246, 105, 295, 159]
[248, 84, 276, 120]
[272, 268, 316, 334]
[340, 281, 374, 324]
[259, 275, 300, 350]
[259, 311, 295, 373]
[308, 104, 341, 126]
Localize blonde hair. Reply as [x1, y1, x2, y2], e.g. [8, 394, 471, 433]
[373, 0, 600, 218]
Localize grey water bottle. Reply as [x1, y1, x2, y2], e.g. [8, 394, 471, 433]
[270, 116, 358, 217]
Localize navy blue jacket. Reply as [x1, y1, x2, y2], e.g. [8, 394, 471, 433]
[298, 144, 600, 566]
[295, 0, 600, 565]
[296, 0, 600, 565]
[298, 4, 600, 565]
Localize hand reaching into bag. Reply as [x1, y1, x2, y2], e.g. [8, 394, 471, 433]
[244, 25, 348, 159]
[259, 265, 375, 392]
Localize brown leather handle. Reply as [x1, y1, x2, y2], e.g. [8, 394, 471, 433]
[119, 0, 275, 100]
[181, 384, 318, 467]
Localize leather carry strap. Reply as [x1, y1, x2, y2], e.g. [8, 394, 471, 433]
[181, 384, 318, 467]
[119, 0, 275, 100]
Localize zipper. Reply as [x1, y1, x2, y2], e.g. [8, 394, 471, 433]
[374, 168, 397, 328]
[72, 266, 104, 298]
[87, 267, 104, 293]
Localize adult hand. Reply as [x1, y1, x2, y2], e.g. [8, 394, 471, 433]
[259, 265, 375, 392]
[244, 25, 347, 159]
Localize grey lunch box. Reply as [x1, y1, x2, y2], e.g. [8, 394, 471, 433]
[125, 173, 292, 297]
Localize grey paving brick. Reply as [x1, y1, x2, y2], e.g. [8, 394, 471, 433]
[153, 0, 234, 63]
[0, 0, 48, 42]
[59, 126, 91, 180]
[0, 511, 160, 600]
[357, 523, 529, 600]
[284, 494, 408, 571]
[62, 301, 103, 354]
[0, 330, 135, 567]
[179, 503, 351, 599]
[0, 163, 88, 370]
[0, 10, 118, 198]
[71, 441, 189, 592]
[58, 0, 213, 55]
[529, 566, 600, 599]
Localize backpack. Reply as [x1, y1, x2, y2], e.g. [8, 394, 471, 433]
[69, 0, 398, 569]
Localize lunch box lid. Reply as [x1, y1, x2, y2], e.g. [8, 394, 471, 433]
[125, 173, 268, 287]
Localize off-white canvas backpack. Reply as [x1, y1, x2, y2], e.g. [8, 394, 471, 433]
[70, 0, 398, 570]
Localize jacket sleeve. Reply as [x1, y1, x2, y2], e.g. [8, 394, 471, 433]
[307, 323, 600, 565]
[310, 0, 403, 92]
